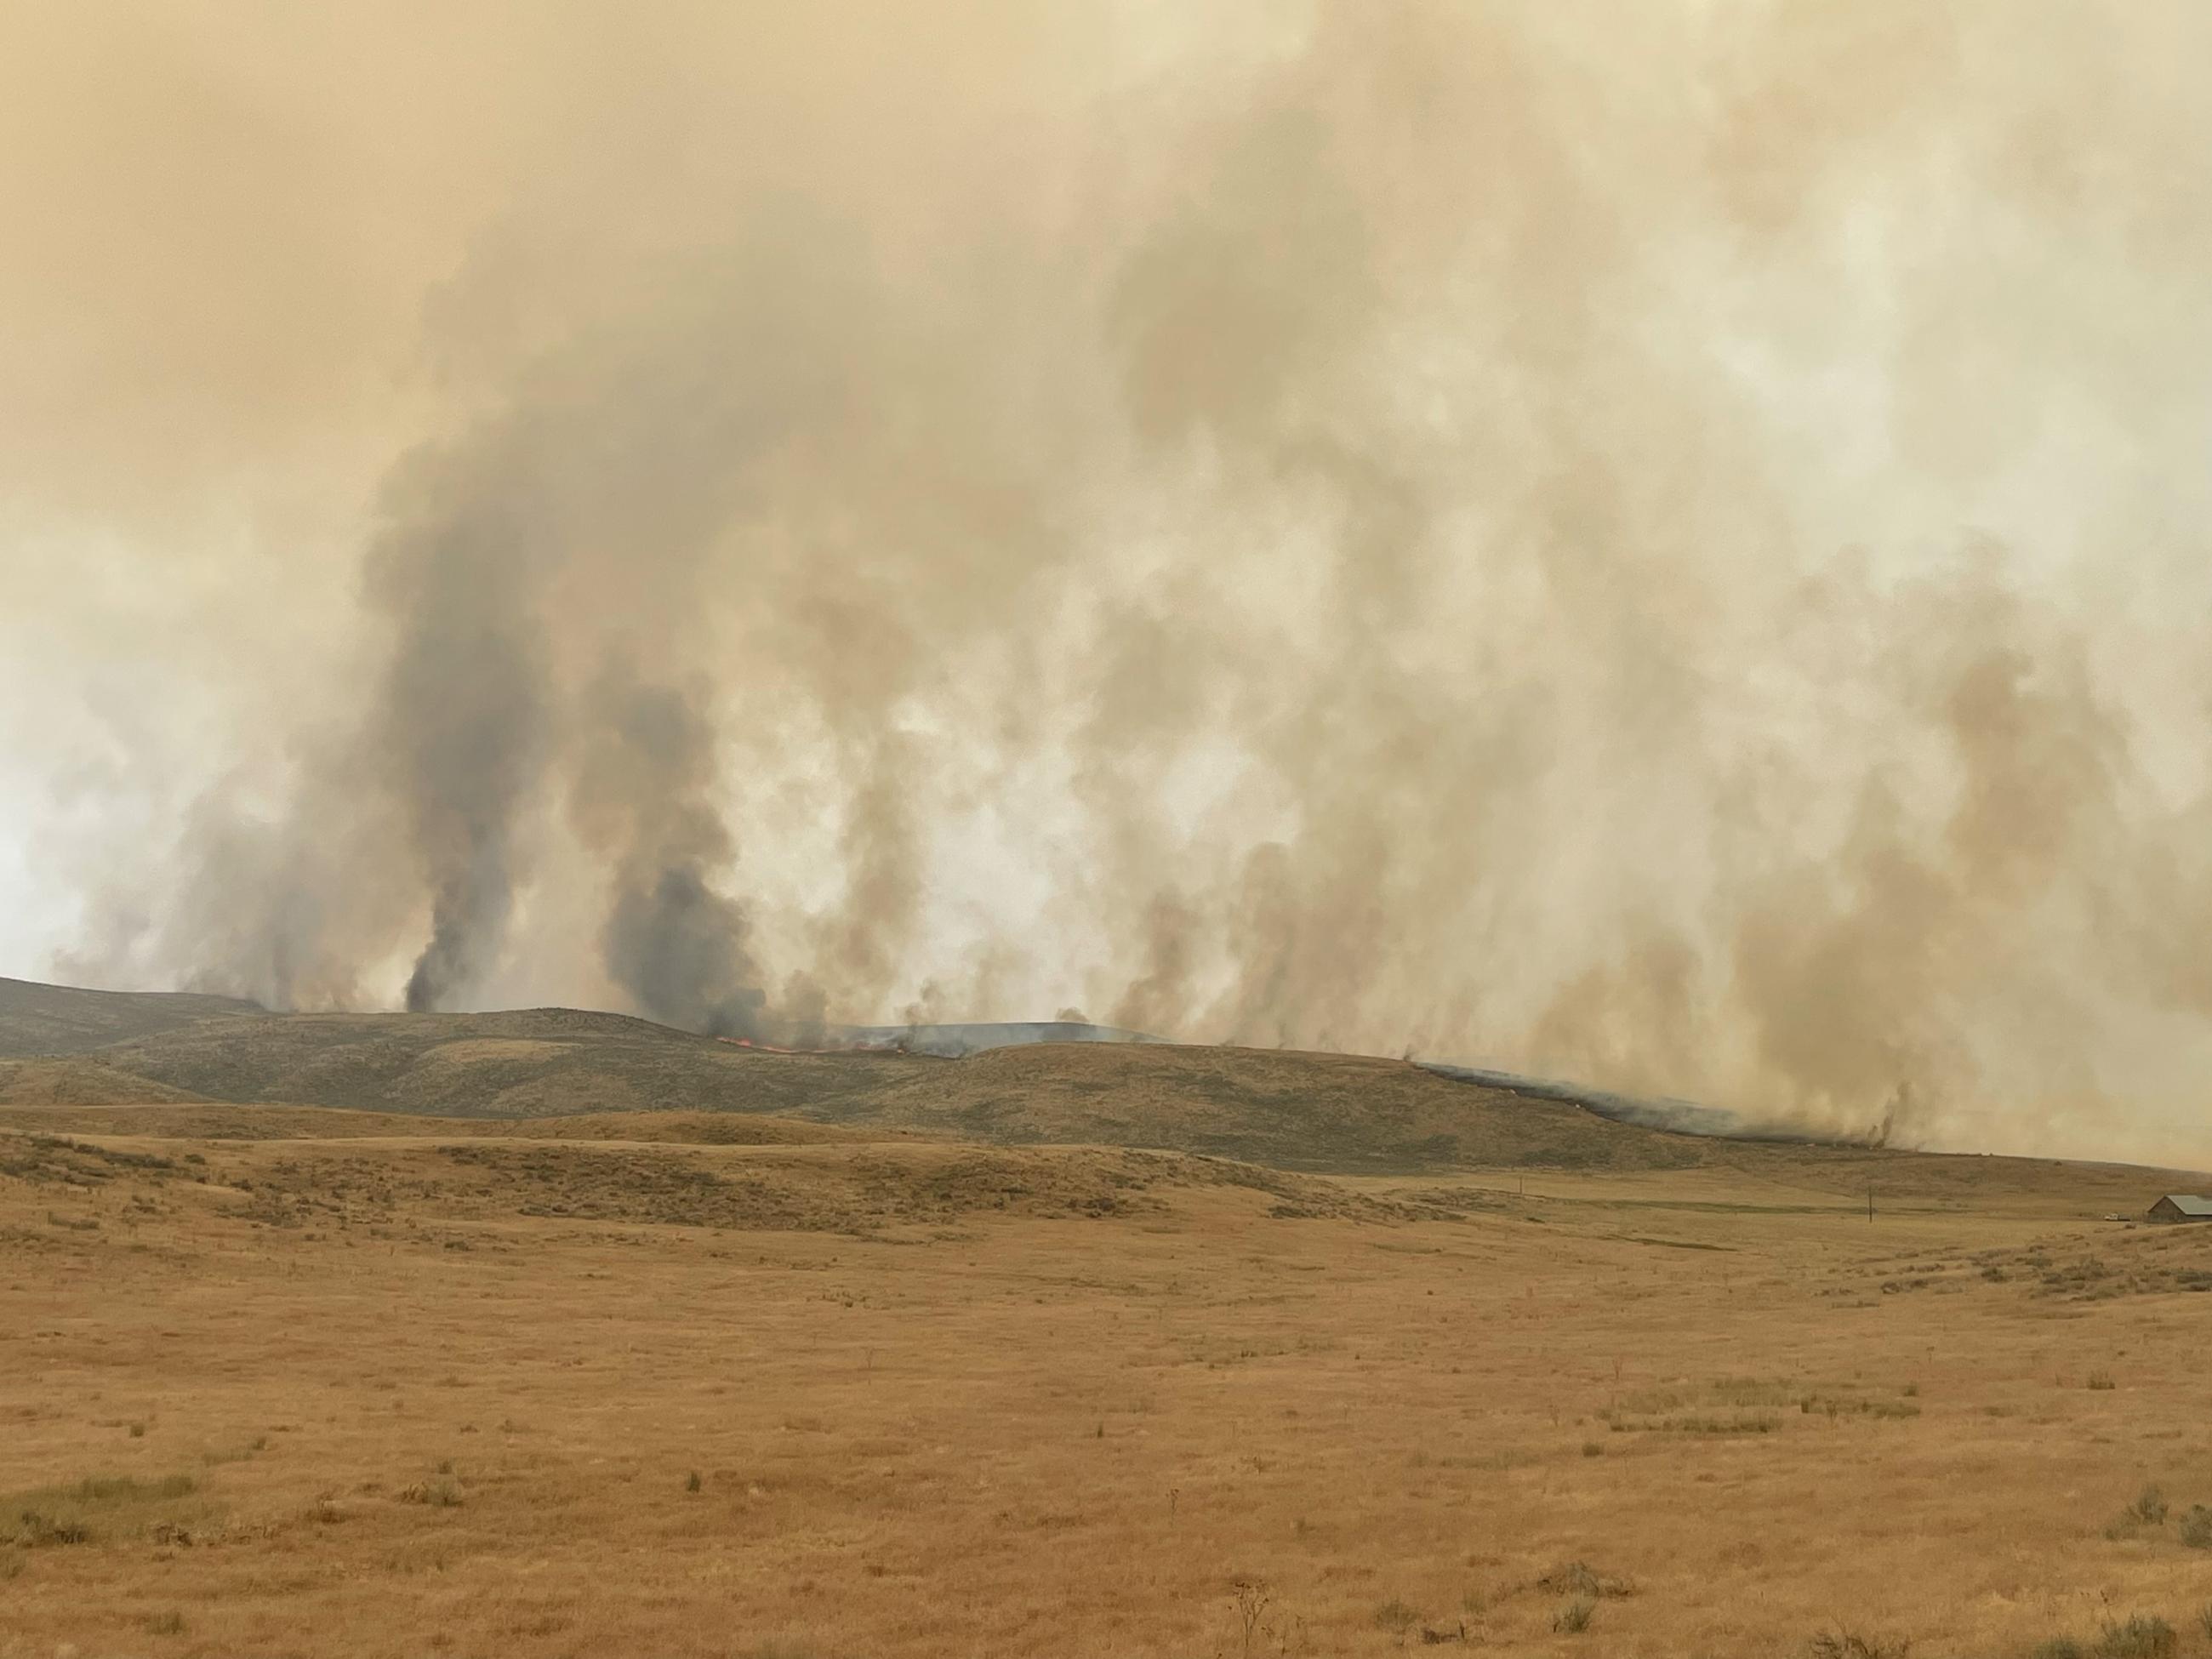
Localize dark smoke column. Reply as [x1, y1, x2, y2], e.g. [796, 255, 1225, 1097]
[366, 482, 556, 1013]
[573, 664, 772, 1039]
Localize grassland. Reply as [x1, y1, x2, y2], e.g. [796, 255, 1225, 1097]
[6, 979, 2212, 1654]
[6, 1093, 2212, 1658]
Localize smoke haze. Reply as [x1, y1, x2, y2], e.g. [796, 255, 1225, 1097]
[6, 2, 2212, 1165]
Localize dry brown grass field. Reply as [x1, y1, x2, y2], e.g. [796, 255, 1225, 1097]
[7, 1081, 2212, 1659]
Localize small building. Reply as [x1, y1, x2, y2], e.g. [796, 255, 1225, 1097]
[2147, 1194, 2212, 1223]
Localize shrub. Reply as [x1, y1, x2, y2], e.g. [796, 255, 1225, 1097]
[1230, 1579, 1273, 1657]
[2087, 1371, 2117, 1391]
[2179, 1507, 2212, 1549]
[145, 1611, 185, 1636]
[1537, 1562, 1633, 1599]
[14, 1512, 90, 1547]
[1806, 1633, 1908, 1659]
[71, 1474, 193, 1502]
[1554, 1596, 1596, 1634]
[687, 1469, 703, 1493]
[2032, 1640, 2085, 1659]
[2095, 1615, 2175, 1659]
[3, 1473, 197, 1548]
[1374, 1599, 1421, 1641]
[2127, 1485, 2169, 1525]
[1581, 1441, 1604, 1457]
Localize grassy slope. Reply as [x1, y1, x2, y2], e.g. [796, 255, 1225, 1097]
[0, 977, 262, 1058]
[0, 1058, 208, 1105]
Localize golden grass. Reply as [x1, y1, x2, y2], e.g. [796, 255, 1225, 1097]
[4, 1107, 2212, 1655]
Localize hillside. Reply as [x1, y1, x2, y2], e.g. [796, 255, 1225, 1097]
[81, 1006, 931, 1120]
[0, 975, 262, 1057]
[0, 983, 1689, 1172]
[2, 978, 2201, 1196]
[826, 1040, 1707, 1172]
[26, 1010, 1620, 1172]
[0, 1057, 208, 1105]
[823, 1018, 1162, 1056]
[0, 1102, 883, 1145]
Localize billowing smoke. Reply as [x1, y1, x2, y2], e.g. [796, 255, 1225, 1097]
[7, 2, 2212, 1165]
[574, 664, 767, 1039]
[368, 484, 556, 1013]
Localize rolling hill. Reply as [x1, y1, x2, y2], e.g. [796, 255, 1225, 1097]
[0, 974, 263, 1056]
[0, 993, 1624, 1171]
[0, 979, 1668, 1171]
[0, 978, 2198, 1200]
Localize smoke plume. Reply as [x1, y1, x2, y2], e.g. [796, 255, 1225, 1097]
[573, 664, 767, 1038]
[7, 2, 2212, 1164]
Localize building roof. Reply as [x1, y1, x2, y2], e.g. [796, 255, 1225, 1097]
[2153, 1194, 2212, 1215]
